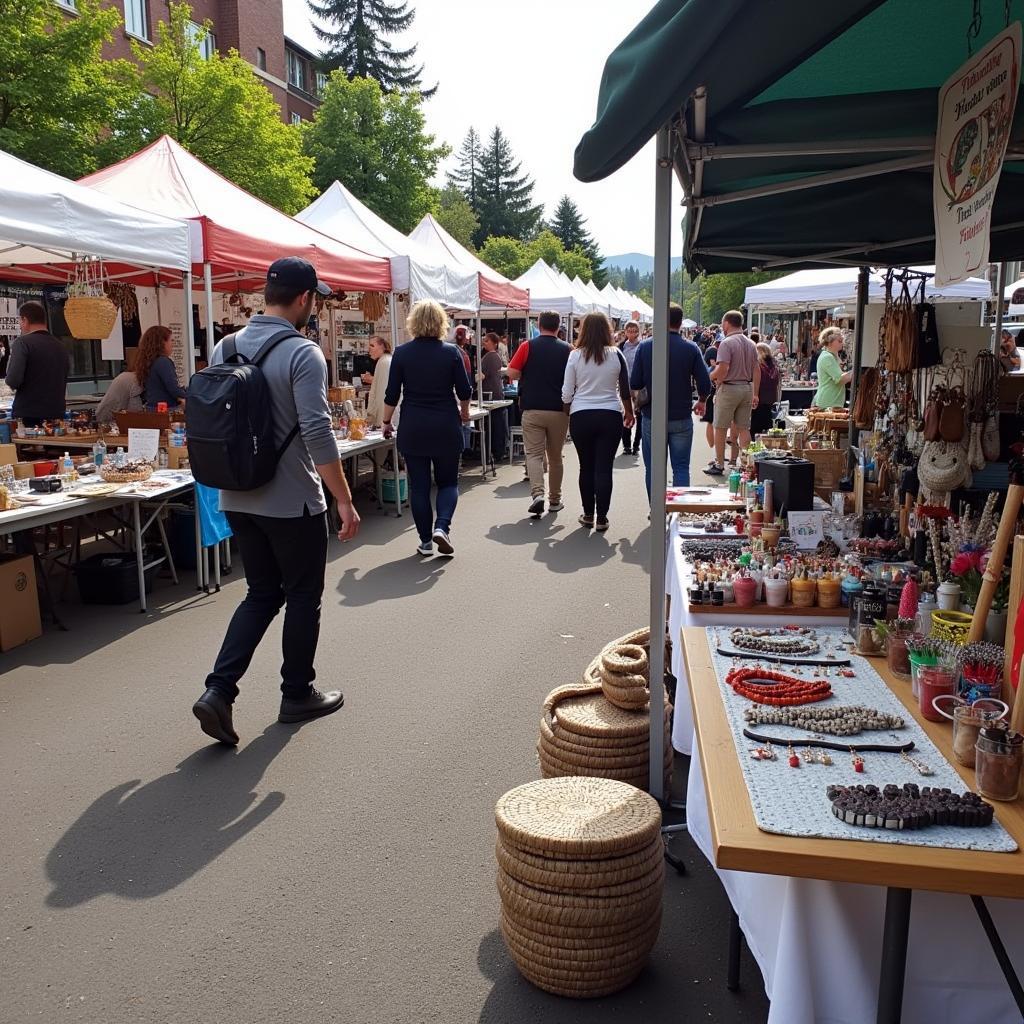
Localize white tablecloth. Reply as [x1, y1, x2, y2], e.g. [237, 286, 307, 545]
[686, 752, 1024, 1024]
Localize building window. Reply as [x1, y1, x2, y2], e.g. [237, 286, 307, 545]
[316, 71, 328, 95]
[186, 20, 216, 59]
[54, 0, 76, 9]
[124, 0, 148, 39]
[287, 50, 306, 91]
[255, 46, 266, 70]
[290, 112, 303, 125]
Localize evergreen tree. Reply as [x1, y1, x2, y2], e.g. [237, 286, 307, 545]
[446, 128, 482, 211]
[309, 0, 432, 95]
[549, 194, 605, 286]
[475, 126, 542, 246]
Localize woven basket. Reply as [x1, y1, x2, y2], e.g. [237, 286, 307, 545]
[99, 464, 153, 484]
[931, 609, 973, 645]
[502, 904, 662, 942]
[498, 834, 663, 877]
[502, 908, 661, 955]
[64, 295, 117, 340]
[496, 837, 663, 891]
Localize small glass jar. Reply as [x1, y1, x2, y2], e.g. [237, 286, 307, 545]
[886, 630, 914, 680]
[919, 666, 956, 722]
[975, 729, 1023, 802]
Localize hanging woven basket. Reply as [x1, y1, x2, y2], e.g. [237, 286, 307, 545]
[64, 295, 117, 340]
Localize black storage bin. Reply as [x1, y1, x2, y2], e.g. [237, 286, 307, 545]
[755, 455, 816, 512]
[75, 553, 156, 605]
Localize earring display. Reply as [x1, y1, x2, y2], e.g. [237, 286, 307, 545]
[850, 749, 865, 773]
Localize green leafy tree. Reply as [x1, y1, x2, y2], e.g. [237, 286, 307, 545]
[126, 5, 314, 213]
[446, 127, 482, 211]
[526, 230, 563, 269]
[305, 72, 447, 231]
[549, 195, 605, 285]
[476, 127, 542, 245]
[309, 0, 432, 95]
[557, 245, 593, 283]
[435, 185, 479, 250]
[478, 236, 528, 280]
[0, 0, 139, 178]
[696, 270, 787, 323]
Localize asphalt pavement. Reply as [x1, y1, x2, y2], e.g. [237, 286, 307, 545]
[0, 427, 769, 1024]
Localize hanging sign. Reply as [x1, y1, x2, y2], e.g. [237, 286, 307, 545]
[933, 23, 1021, 287]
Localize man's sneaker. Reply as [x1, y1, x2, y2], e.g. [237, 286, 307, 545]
[578, 513, 595, 528]
[595, 516, 610, 532]
[416, 541, 433, 556]
[432, 528, 454, 555]
[278, 688, 345, 724]
[548, 500, 564, 512]
[705, 463, 725, 476]
[528, 496, 545, 516]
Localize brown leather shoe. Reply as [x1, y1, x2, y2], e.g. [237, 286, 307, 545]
[278, 689, 345, 724]
[192, 688, 239, 745]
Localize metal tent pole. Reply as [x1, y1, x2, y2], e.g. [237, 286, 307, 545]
[648, 125, 673, 802]
[388, 292, 399, 349]
[182, 271, 196, 379]
[846, 266, 869, 453]
[475, 315, 483, 405]
[994, 262, 1008, 353]
[203, 263, 216, 363]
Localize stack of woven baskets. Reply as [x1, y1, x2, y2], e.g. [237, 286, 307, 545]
[538, 627, 672, 793]
[496, 776, 664, 998]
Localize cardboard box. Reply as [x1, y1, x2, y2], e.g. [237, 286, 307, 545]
[0, 554, 42, 652]
[12, 461, 34, 480]
[167, 444, 190, 470]
[0, 444, 16, 466]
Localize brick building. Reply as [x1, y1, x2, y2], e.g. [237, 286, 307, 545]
[61, 0, 324, 123]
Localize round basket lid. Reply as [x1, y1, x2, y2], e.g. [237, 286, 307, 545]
[554, 691, 667, 740]
[495, 776, 661, 856]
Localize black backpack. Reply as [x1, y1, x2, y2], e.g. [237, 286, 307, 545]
[186, 329, 302, 491]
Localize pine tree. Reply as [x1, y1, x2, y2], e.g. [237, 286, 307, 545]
[446, 127, 482, 211]
[475, 126, 542, 246]
[309, 0, 432, 95]
[550, 195, 605, 286]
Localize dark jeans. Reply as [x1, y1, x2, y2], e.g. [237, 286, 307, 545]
[206, 509, 328, 703]
[490, 407, 508, 460]
[570, 409, 622, 518]
[621, 420, 640, 452]
[641, 416, 695, 498]
[405, 451, 460, 542]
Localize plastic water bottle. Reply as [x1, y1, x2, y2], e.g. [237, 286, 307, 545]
[93, 436, 107, 467]
[62, 451, 74, 482]
[170, 423, 186, 447]
[115, 447, 126, 469]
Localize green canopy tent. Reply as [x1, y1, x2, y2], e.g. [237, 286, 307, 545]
[575, 4, 1024, 1019]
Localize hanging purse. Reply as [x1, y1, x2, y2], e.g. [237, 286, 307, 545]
[852, 366, 879, 428]
[885, 282, 917, 374]
[968, 420, 985, 471]
[915, 299, 941, 369]
[939, 384, 966, 442]
[923, 386, 945, 442]
[983, 412, 1001, 462]
[918, 440, 970, 497]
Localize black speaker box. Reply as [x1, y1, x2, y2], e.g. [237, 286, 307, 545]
[754, 455, 815, 512]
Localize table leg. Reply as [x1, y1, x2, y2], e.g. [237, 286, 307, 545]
[194, 496, 205, 592]
[391, 438, 402, 516]
[876, 887, 912, 1024]
[971, 895, 1024, 1014]
[480, 416, 488, 480]
[726, 909, 743, 991]
[155, 510, 178, 585]
[132, 500, 147, 614]
[374, 450, 383, 511]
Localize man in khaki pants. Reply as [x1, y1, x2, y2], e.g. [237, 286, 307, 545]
[507, 311, 572, 516]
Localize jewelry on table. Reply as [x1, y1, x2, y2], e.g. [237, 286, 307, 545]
[828, 783, 994, 831]
[742, 704, 905, 735]
[741, 728, 916, 754]
[726, 666, 832, 706]
[787, 743, 800, 768]
[900, 750, 933, 776]
[802, 746, 815, 765]
[749, 742, 776, 761]
[851, 748, 865, 773]
[729, 626, 820, 657]
[817, 750, 833, 766]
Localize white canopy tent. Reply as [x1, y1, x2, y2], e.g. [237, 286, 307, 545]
[579, 277, 610, 316]
[599, 282, 630, 320]
[297, 182, 479, 314]
[512, 259, 589, 315]
[552, 267, 600, 315]
[745, 265, 992, 313]
[1003, 276, 1024, 317]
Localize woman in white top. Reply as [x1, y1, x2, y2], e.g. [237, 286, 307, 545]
[362, 335, 393, 427]
[561, 312, 634, 531]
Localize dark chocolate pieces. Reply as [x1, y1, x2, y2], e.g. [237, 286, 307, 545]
[826, 784, 994, 832]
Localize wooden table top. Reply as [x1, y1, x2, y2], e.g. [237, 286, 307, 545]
[683, 626, 1024, 899]
[687, 601, 847, 618]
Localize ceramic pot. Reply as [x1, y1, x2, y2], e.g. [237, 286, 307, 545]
[936, 580, 961, 611]
[817, 578, 841, 609]
[760, 523, 781, 549]
[790, 577, 817, 608]
[764, 577, 788, 608]
[748, 522, 763, 539]
[733, 576, 757, 608]
[749, 509, 764, 526]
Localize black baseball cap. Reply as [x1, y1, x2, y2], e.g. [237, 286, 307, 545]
[266, 256, 331, 296]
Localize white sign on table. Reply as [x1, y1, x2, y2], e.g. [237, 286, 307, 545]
[127, 428, 160, 464]
[787, 510, 827, 550]
[933, 23, 1021, 287]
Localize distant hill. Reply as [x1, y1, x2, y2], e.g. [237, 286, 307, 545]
[604, 253, 684, 274]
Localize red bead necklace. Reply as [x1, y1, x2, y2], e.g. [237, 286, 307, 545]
[725, 666, 832, 706]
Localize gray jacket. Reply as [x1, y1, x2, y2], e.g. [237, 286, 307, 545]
[6, 330, 69, 420]
[210, 315, 337, 518]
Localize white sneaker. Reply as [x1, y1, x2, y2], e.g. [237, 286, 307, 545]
[432, 528, 454, 555]
[548, 500, 564, 512]
[528, 496, 545, 516]
[416, 541, 433, 556]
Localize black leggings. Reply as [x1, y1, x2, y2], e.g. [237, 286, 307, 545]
[571, 409, 622, 518]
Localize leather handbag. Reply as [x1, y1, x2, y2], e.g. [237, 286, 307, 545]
[939, 385, 966, 442]
[852, 366, 879, 428]
[923, 386, 945, 442]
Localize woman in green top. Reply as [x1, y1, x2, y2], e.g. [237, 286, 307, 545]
[812, 326, 853, 410]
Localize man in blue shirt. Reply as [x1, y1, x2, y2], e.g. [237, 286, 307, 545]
[630, 303, 712, 499]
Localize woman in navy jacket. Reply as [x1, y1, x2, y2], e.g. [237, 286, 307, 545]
[383, 300, 472, 557]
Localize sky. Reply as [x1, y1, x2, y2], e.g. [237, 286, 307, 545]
[282, 0, 683, 260]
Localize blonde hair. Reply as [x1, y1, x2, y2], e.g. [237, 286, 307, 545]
[818, 326, 844, 350]
[369, 334, 392, 354]
[755, 342, 772, 361]
[406, 299, 449, 341]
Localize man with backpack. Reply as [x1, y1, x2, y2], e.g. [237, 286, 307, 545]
[190, 257, 360, 746]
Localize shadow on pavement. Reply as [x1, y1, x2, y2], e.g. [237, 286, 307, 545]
[45, 724, 295, 908]
[334, 557, 448, 606]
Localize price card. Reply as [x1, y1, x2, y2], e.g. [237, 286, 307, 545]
[127, 428, 160, 464]
[787, 510, 827, 550]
